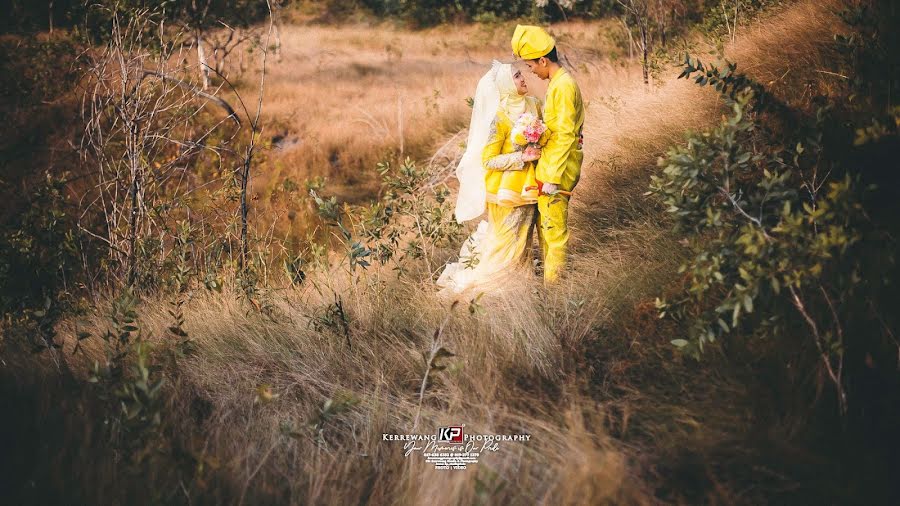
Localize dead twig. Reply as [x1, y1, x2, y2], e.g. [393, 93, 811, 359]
[141, 69, 241, 126]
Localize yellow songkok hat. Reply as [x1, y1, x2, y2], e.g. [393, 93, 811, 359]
[511, 24, 555, 60]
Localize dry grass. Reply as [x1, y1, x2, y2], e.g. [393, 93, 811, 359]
[54, 255, 654, 503]
[19, 1, 859, 504]
[222, 18, 632, 242]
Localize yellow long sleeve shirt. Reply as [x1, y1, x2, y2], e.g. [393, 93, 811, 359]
[535, 67, 584, 191]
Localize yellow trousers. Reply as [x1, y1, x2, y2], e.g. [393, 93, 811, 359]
[537, 193, 570, 283]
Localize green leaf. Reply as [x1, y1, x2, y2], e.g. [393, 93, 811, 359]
[717, 318, 730, 332]
[671, 339, 689, 348]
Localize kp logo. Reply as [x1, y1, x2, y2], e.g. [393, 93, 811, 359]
[437, 426, 464, 444]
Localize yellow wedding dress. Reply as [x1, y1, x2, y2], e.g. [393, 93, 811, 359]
[437, 96, 542, 296]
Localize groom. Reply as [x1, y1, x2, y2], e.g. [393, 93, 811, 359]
[512, 25, 585, 284]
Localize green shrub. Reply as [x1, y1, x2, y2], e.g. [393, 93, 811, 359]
[0, 172, 81, 318]
[648, 40, 900, 415]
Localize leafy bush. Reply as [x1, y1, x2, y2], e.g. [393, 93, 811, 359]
[0, 172, 82, 325]
[0, 36, 80, 108]
[310, 157, 462, 277]
[649, 49, 898, 415]
[78, 290, 168, 462]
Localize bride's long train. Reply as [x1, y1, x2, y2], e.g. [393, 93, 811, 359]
[437, 204, 537, 296]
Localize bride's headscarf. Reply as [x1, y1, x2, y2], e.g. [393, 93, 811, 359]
[454, 61, 527, 223]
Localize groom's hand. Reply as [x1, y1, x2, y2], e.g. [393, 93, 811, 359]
[541, 182, 559, 195]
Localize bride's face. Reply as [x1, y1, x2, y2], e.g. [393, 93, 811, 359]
[513, 70, 528, 95]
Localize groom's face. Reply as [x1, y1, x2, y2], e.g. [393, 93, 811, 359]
[524, 58, 551, 80]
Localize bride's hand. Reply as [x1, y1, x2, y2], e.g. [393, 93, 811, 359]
[522, 146, 542, 162]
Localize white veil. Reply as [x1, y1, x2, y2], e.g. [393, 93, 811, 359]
[454, 60, 504, 223]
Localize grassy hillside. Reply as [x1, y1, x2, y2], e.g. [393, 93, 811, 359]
[2, 0, 898, 504]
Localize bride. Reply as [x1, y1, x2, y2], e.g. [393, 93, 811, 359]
[437, 61, 543, 296]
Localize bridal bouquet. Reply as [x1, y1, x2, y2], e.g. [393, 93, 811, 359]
[511, 113, 548, 160]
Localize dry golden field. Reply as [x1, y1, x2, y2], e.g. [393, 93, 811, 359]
[235, 2, 840, 248]
[231, 17, 648, 243]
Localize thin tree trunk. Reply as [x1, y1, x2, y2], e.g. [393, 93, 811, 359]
[553, 0, 569, 22]
[240, 152, 251, 269]
[619, 16, 635, 60]
[127, 121, 142, 286]
[788, 284, 848, 416]
[722, 2, 732, 42]
[273, 19, 282, 62]
[196, 30, 210, 90]
[397, 94, 404, 158]
[239, 0, 276, 271]
[733, 0, 739, 43]
[640, 23, 649, 86]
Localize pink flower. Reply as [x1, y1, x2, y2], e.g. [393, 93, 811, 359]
[512, 113, 547, 147]
[522, 119, 546, 144]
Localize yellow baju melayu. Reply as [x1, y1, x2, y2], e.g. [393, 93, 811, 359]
[437, 66, 541, 296]
[535, 66, 584, 283]
[511, 25, 585, 283]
